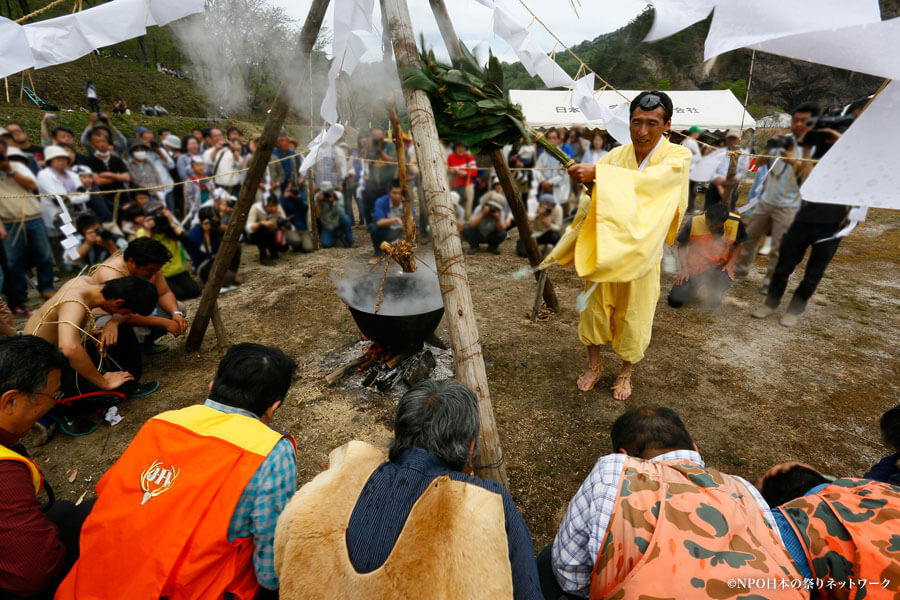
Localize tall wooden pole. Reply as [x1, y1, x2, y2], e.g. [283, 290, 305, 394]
[185, 0, 330, 352]
[389, 105, 416, 242]
[382, 0, 507, 486]
[429, 0, 559, 312]
[721, 147, 739, 208]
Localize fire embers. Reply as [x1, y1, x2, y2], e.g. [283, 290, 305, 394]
[360, 344, 437, 392]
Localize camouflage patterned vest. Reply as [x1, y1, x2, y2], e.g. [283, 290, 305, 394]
[590, 457, 806, 600]
[780, 478, 900, 600]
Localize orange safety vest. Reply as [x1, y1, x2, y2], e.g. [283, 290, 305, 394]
[0, 443, 43, 495]
[686, 213, 741, 275]
[780, 478, 900, 600]
[56, 404, 294, 600]
[590, 457, 806, 600]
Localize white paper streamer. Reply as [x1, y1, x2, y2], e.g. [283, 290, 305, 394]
[146, 0, 205, 27]
[23, 14, 95, 69]
[74, 0, 147, 49]
[748, 17, 900, 81]
[645, 0, 715, 43]
[0, 17, 35, 77]
[300, 123, 345, 175]
[689, 147, 726, 183]
[53, 195, 82, 261]
[815, 205, 868, 244]
[737, 158, 780, 214]
[800, 81, 900, 210]
[704, 0, 882, 60]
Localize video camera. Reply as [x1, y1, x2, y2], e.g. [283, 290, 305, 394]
[803, 111, 856, 148]
[767, 134, 796, 152]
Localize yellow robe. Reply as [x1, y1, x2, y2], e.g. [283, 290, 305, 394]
[541, 139, 690, 363]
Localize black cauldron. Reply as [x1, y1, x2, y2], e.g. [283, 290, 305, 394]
[338, 273, 444, 353]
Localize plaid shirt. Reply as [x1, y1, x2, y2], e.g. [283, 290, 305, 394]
[551, 450, 779, 597]
[204, 400, 297, 591]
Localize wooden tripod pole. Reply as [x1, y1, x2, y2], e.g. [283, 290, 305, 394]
[389, 105, 416, 243]
[185, 0, 330, 352]
[429, 0, 559, 312]
[382, 0, 507, 486]
[721, 147, 739, 208]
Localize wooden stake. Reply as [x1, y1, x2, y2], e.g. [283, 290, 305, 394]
[389, 105, 415, 242]
[721, 148, 739, 208]
[185, 0, 330, 353]
[210, 303, 230, 348]
[531, 269, 549, 322]
[428, 0, 560, 312]
[308, 168, 320, 250]
[382, 0, 507, 486]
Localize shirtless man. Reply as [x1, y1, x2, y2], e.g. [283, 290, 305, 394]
[24, 276, 158, 436]
[87, 237, 188, 348]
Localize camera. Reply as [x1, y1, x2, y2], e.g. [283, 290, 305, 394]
[276, 217, 290, 229]
[150, 141, 159, 149]
[803, 111, 855, 148]
[488, 205, 499, 214]
[227, 198, 237, 208]
[76, 186, 87, 193]
[208, 218, 221, 229]
[767, 134, 795, 152]
[98, 229, 114, 241]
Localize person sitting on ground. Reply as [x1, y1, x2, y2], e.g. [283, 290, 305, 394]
[153, 103, 169, 117]
[542, 406, 802, 600]
[57, 343, 298, 600]
[67, 213, 126, 269]
[88, 237, 188, 353]
[136, 203, 201, 301]
[140, 103, 156, 117]
[367, 180, 411, 264]
[249, 194, 309, 264]
[517, 193, 562, 258]
[463, 190, 510, 255]
[187, 206, 242, 288]
[275, 379, 542, 600]
[668, 202, 747, 309]
[316, 182, 354, 249]
[0, 336, 95, 599]
[111, 98, 127, 115]
[757, 462, 900, 599]
[23, 276, 158, 436]
[864, 405, 900, 485]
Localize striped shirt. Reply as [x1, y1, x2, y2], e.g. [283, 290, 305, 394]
[551, 450, 779, 597]
[205, 399, 297, 591]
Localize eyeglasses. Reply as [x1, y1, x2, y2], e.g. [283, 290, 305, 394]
[30, 390, 64, 403]
[638, 93, 663, 110]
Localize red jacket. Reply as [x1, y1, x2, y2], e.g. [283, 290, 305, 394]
[448, 152, 477, 188]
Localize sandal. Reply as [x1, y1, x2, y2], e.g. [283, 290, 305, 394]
[611, 371, 633, 400]
[577, 360, 604, 392]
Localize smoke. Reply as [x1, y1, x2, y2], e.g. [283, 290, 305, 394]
[335, 255, 443, 317]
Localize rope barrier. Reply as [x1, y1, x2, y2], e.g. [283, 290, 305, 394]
[15, 0, 70, 23]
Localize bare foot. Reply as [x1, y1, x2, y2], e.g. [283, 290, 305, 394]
[611, 368, 633, 400]
[577, 361, 603, 392]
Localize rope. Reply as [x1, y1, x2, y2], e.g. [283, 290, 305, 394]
[515, 0, 629, 102]
[15, 0, 70, 23]
[739, 49, 756, 134]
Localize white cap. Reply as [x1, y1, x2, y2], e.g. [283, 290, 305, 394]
[44, 145, 71, 164]
[162, 135, 181, 150]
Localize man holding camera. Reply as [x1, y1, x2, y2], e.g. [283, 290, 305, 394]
[203, 128, 244, 196]
[463, 190, 510, 255]
[733, 134, 802, 293]
[69, 214, 125, 268]
[246, 195, 308, 265]
[316, 181, 354, 249]
[751, 101, 849, 327]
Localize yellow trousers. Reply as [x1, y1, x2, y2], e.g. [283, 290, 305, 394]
[577, 261, 661, 364]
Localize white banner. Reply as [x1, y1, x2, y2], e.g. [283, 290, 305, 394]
[0, 17, 34, 76]
[75, 0, 147, 49]
[24, 14, 95, 69]
[800, 80, 900, 210]
[645, 0, 714, 42]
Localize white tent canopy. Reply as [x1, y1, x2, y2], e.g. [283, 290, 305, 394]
[509, 89, 756, 132]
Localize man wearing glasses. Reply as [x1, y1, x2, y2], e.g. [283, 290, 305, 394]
[0, 336, 95, 599]
[542, 91, 691, 400]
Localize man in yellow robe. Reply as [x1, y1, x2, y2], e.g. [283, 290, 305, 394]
[541, 91, 690, 400]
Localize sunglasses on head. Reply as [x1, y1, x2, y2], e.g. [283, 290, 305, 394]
[638, 93, 663, 110]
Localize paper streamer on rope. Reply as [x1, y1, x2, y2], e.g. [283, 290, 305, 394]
[74, 0, 148, 50]
[52, 195, 81, 261]
[688, 147, 726, 183]
[737, 158, 780, 215]
[23, 13, 96, 69]
[492, 4, 574, 88]
[2, 0, 204, 77]
[310, 0, 374, 174]
[704, 0, 882, 60]
[0, 17, 34, 76]
[146, 0, 205, 27]
[644, 0, 715, 42]
[815, 205, 868, 244]
[747, 17, 900, 80]
[800, 80, 900, 210]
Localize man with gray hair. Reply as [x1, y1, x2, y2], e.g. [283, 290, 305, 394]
[274, 379, 542, 599]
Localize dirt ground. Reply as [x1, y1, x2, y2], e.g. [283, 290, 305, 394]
[23, 208, 900, 550]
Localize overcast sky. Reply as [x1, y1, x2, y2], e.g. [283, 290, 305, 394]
[269, 0, 648, 63]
